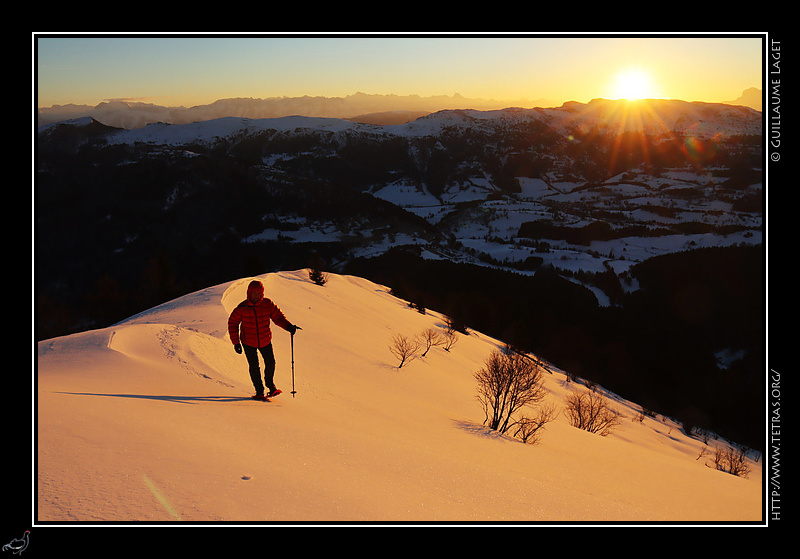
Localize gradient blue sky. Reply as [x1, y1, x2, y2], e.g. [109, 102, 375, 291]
[35, 33, 764, 108]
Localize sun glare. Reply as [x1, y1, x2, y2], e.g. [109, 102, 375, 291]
[611, 68, 656, 101]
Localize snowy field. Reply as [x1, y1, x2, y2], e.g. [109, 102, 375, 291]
[36, 270, 762, 524]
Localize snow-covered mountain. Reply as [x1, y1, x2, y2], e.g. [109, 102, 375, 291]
[43, 97, 760, 143]
[36, 269, 762, 523]
[36, 92, 557, 130]
[36, 90, 763, 131]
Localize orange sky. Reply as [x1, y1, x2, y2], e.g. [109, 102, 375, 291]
[35, 34, 765, 108]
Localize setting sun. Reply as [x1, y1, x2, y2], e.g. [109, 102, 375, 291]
[611, 68, 657, 100]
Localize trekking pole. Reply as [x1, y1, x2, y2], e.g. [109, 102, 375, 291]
[290, 327, 301, 397]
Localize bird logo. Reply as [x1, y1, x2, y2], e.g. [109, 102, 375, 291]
[2, 531, 29, 555]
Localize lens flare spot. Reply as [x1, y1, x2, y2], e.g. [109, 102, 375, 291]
[681, 135, 719, 164]
[144, 474, 182, 521]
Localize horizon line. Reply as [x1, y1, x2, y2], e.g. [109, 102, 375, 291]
[38, 88, 763, 111]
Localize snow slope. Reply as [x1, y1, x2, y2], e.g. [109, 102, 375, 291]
[36, 270, 762, 523]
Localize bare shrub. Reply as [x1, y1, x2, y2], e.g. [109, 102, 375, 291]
[511, 403, 557, 445]
[419, 328, 443, 357]
[475, 350, 548, 435]
[633, 405, 656, 423]
[564, 390, 620, 436]
[712, 445, 750, 478]
[442, 328, 458, 352]
[389, 334, 420, 369]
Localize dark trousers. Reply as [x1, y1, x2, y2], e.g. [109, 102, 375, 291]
[242, 343, 276, 395]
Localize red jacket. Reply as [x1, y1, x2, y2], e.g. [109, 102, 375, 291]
[228, 281, 292, 348]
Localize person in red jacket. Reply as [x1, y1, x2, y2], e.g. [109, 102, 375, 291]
[228, 280, 298, 400]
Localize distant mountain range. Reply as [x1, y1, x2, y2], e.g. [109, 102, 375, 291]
[36, 89, 762, 130]
[36, 92, 556, 129]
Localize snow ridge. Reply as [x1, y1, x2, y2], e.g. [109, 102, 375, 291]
[36, 269, 762, 523]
